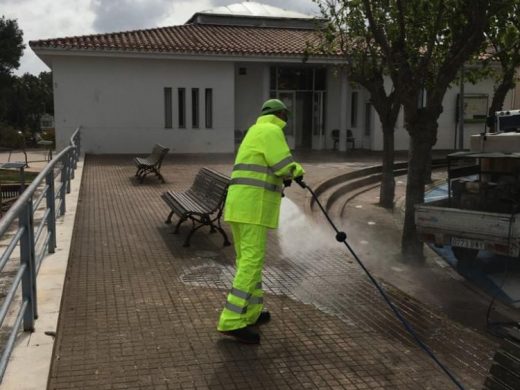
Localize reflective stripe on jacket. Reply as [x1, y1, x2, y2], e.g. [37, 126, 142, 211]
[224, 114, 304, 228]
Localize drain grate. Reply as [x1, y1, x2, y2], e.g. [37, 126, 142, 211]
[484, 330, 520, 390]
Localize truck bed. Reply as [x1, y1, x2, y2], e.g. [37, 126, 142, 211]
[415, 200, 520, 256]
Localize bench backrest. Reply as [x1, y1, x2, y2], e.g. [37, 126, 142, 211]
[1, 184, 21, 199]
[149, 144, 170, 168]
[190, 168, 230, 212]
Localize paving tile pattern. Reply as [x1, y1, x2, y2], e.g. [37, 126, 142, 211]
[48, 154, 497, 389]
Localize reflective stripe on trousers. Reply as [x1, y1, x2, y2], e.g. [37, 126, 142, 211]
[217, 222, 267, 331]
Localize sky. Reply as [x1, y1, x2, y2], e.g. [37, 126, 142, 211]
[1, 0, 320, 76]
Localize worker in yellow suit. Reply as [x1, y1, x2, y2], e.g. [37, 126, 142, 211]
[218, 99, 305, 344]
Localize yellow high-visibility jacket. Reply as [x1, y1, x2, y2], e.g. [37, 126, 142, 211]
[224, 114, 304, 228]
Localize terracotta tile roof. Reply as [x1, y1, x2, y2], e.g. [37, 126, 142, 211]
[29, 24, 334, 58]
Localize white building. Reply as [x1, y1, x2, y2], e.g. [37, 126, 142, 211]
[30, 2, 518, 154]
[39, 113, 55, 130]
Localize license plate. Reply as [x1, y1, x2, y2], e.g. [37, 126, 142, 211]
[451, 237, 486, 250]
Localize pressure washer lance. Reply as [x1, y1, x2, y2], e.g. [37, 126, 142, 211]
[293, 176, 466, 390]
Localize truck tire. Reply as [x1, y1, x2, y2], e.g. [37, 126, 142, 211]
[452, 247, 479, 269]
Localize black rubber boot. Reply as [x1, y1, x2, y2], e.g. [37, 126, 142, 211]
[254, 311, 271, 326]
[220, 326, 260, 344]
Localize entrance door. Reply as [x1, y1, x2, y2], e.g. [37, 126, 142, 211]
[296, 92, 313, 148]
[278, 92, 296, 149]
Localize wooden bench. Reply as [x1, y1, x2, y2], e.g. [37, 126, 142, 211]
[35, 132, 54, 161]
[161, 167, 231, 247]
[332, 129, 356, 150]
[134, 144, 169, 183]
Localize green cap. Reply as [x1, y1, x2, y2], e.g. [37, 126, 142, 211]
[261, 99, 288, 115]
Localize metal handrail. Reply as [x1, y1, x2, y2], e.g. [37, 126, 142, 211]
[0, 127, 81, 382]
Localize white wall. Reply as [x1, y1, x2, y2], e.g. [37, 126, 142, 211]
[326, 68, 342, 149]
[234, 63, 267, 133]
[326, 69, 375, 151]
[372, 77, 516, 151]
[51, 54, 516, 154]
[52, 56, 235, 153]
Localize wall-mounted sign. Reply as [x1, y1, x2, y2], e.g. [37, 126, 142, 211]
[459, 94, 489, 123]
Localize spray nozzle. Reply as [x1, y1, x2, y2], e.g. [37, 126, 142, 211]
[294, 176, 306, 189]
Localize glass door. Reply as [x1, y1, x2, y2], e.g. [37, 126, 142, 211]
[278, 91, 296, 149]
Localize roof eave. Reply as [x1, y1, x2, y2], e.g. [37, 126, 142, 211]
[30, 46, 343, 64]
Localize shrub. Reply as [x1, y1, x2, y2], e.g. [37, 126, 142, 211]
[40, 128, 55, 147]
[0, 123, 26, 149]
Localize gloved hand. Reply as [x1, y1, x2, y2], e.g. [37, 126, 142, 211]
[294, 176, 306, 188]
[291, 163, 305, 179]
[283, 179, 292, 187]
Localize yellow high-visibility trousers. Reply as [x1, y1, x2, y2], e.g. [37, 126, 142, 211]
[217, 222, 267, 331]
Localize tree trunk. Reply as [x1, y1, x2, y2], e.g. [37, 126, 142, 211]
[379, 125, 395, 208]
[401, 132, 433, 261]
[487, 68, 516, 132]
[424, 151, 432, 184]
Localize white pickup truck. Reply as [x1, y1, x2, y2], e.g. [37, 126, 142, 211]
[415, 117, 520, 266]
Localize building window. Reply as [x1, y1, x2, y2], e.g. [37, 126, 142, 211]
[205, 88, 213, 129]
[164, 87, 172, 129]
[192, 88, 199, 128]
[268, 66, 327, 142]
[364, 102, 371, 136]
[269, 66, 326, 93]
[314, 68, 326, 90]
[313, 92, 326, 136]
[351, 91, 358, 128]
[40, 113, 54, 128]
[178, 88, 185, 128]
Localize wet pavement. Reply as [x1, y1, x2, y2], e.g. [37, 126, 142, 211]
[43, 153, 507, 389]
[327, 169, 520, 333]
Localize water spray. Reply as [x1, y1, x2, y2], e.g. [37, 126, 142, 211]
[293, 176, 466, 390]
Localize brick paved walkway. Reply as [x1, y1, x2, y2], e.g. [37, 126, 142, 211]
[48, 154, 496, 389]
